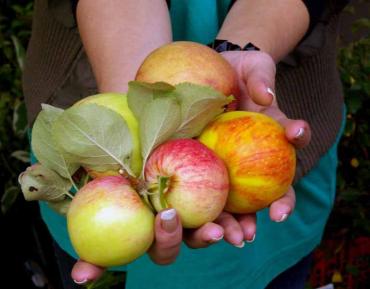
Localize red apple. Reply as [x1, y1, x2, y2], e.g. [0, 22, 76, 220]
[199, 111, 296, 214]
[67, 176, 154, 267]
[135, 41, 239, 102]
[144, 139, 229, 228]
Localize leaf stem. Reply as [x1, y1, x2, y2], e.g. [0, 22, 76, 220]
[65, 191, 74, 199]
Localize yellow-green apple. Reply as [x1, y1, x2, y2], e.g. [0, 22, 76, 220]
[135, 41, 239, 104]
[198, 111, 296, 214]
[144, 138, 229, 228]
[74, 93, 142, 177]
[67, 175, 154, 267]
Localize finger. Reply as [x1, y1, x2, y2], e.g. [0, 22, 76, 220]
[184, 222, 224, 249]
[236, 214, 257, 243]
[282, 119, 311, 149]
[269, 186, 296, 222]
[71, 260, 105, 285]
[215, 212, 244, 248]
[263, 106, 311, 149]
[245, 77, 275, 107]
[148, 208, 183, 265]
[242, 52, 276, 107]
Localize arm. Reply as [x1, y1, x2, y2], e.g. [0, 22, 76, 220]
[206, 0, 311, 247]
[76, 0, 172, 93]
[217, 0, 310, 62]
[71, 1, 183, 283]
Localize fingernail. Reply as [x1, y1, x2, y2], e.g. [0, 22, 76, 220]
[246, 234, 256, 243]
[234, 241, 245, 248]
[209, 234, 224, 243]
[267, 87, 276, 98]
[276, 213, 289, 223]
[295, 127, 305, 139]
[160, 209, 177, 233]
[73, 278, 88, 285]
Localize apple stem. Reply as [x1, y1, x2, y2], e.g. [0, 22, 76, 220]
[65, 191, 74, 199]
[147, 176, 169, 212]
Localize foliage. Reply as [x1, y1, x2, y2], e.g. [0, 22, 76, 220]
[0, 1, 32, 213]
[332, 35, 370, 236]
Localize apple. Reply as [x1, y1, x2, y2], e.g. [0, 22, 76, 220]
[198, 111, 296, 214]
[67, 175, 154, 267]
[74, 93, 142, 177]
[135, 41, 239, 101]
[144, 139, 229, 228]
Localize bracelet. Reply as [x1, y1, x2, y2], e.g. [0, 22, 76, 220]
[208, 39, 260, 53]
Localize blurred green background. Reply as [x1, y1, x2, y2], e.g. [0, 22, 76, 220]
[0, 1, 368, 288]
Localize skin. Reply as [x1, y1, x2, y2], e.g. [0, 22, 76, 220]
[72, 0, 311, 283]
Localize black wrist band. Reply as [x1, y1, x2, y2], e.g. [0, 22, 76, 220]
[208, 39, 260, 53]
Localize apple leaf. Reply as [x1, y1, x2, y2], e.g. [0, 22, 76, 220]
[127, 81, 175, 121]
[32, 104, 79, 179]
[172, 83, 233, 138]
[140, 96, 181, 175]
[52, 103, 134, 175]
[18, 163, 72, 202]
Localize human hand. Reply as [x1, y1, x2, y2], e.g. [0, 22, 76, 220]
[71, 208, 183, 284]
[199, 50, 311, 247]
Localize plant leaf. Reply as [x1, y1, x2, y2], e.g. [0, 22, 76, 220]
[172, 83, 232, 138]
[127, 81, 175, 120]
[11, 150, 30, 163]
[32, 104, 79, 179]
[140, 96, 181, 174]
[18, 164, 72, 202]
[1, 186, 20, 214]
[52, 103, 133, 175]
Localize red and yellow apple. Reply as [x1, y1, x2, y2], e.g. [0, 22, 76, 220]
[144, 139, 229, 228]
[74, 93, 142, 177]
[67, 176, 154, 267]
[135, 41, 239, 101]
[199, 111, 296, 214]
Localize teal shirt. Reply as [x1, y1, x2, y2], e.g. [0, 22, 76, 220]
[36, 1, 344, 288]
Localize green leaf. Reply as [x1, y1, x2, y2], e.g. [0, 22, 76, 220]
[32, 104, 79, 180]
[10, 35, 26, 71]
[18, 164, 72, 202]
[127, 81, 175, 120]
[53, 103, 134, 175]
[140, 96, 181, 174]
[172, 83, 232, 138]
[11, 150, 30, 163]
[1, 186, 20, 214]
[12, 100, 28, 136]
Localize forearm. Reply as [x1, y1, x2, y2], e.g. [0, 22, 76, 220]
[76, 0, 172, 93]
[217, 0, 309, 62]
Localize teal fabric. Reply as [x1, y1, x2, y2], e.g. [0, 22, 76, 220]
[34, 0, 344, 288]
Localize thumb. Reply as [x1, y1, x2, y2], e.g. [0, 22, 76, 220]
[71, 260, 105, 285]
[242, 51, 276, 107]
[148, 208, 183, 265]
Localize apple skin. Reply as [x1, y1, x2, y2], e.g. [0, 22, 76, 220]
[74, 93, 142, 177]
[135, 41, 239, 100]
[67, 176, 154, 267]
[145, 139, 229, 228]
[198, 111, 296, 214]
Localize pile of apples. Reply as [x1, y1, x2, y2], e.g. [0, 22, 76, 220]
[19, 42, 296, 267]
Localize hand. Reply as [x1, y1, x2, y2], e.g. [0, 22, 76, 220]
[201, 50, 311, 247]
[71, 208, 183, 284]
[70, 208, 228, 283]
